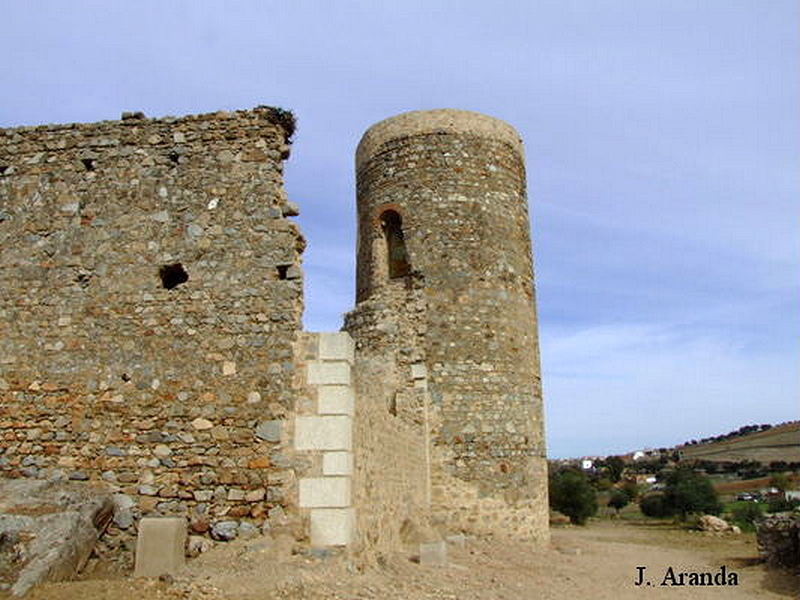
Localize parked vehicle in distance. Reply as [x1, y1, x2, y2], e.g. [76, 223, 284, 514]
[736, 492, 762, 502]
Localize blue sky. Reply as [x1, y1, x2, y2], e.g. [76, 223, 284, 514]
[2, 1, 797, 457]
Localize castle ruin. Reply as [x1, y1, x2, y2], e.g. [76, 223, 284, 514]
[0, 106, 548, 557]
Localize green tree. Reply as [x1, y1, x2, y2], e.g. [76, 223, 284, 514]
[549, 469, 598, 525]
[593, 477, 613, 492]
[662, 467, 721, 519]
[605, 456, 625, 483]
[620, 480, 640, 501]
[608, 490, 630, 515]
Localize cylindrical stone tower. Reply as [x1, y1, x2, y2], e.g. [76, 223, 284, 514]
[353, 109, 548, 540]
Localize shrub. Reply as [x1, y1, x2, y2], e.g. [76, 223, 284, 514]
[640, 492, 674, 518]
[259, 106, 296, 142]
[608, 490, 630, 515]
[730, 502, 765, 530]
[549, 469, 598, 525]
[766, 497, 800, 513]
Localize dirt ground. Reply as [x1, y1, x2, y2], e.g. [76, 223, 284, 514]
[21, 519, 800, 599]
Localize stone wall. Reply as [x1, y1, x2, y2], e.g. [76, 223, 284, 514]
[344, 275, 432, 555]
[0, 108, 307, 534]
[757, 514, 800, 568]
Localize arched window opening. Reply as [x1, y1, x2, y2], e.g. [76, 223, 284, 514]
[380, 210, 410, 278]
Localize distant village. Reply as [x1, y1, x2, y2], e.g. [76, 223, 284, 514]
[550, 420, 800, 503]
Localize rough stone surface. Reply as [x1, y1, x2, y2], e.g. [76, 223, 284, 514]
[0, 107, 306, 548]
[757, 514, 800, 568]
[186, 535, 214, 558]
[0, 479, 113, 595]
[210, 520, 239, 542]
[255, 420, 282, 442]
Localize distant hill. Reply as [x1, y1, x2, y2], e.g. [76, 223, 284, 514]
[678, 421, 800, 464]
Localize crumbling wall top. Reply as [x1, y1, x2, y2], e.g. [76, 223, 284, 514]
[0, 105, 295, 145]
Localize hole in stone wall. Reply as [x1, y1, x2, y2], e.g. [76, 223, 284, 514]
[168, 151, 180, 165]
[159, 263, 189, 290]
[0, 166, 8, 176]
[81, 158, 96, 171]
[276, 265, 289, 280]
[74, 272, 92, 288]
[380, 210, 411, 278]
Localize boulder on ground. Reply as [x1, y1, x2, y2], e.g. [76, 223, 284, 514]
[186, 535, 214, 558]
[0, 479, 113, 596]
[698, 514, 736, 533]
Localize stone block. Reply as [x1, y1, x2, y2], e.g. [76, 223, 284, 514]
[134, 517, 186, 577]
[294, 416, 352, 451]
[317, 385, 355, 416]
[317, 332, 354, 363]
[322, 451, 353, 476]
[298, 477, 351, 508]
[255, 420, 282, 442]
[310, 508, 355, 547]
[419, 540, 447, 566]
[411, 362, 427, 380]
[307, 361, 350, 385]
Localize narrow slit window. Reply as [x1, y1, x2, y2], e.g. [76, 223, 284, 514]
[380, 210, 410, 279]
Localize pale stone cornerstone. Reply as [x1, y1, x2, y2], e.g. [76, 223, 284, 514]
[0, 106, 547, 560]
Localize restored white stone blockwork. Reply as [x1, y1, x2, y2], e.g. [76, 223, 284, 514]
[317, 385, 355, 416]
[322, 451, 354, 476]
[307, 361, 351, 385]
[296, 331, 357, 548]
[310, 508, 355, 547]
[299, 477, 351, 508]
[317, 332, 355, 363]
[294, 415, 352, 451]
